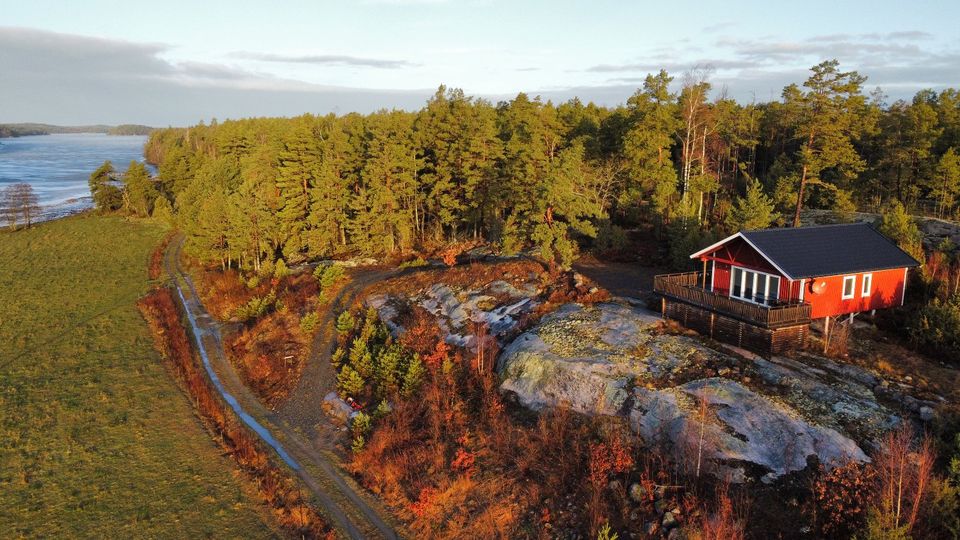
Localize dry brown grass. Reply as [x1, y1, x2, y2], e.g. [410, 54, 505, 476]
[148, 231, 175, 280]
[194, 267, 326, 407]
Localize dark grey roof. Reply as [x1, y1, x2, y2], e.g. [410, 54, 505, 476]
[741, 222, 920, 279]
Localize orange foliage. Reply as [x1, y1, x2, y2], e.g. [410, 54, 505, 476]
[423, 340, 450, 371]
[686, 484, 747, 540]
[148, 232, 174, 280]
[810, 424, 938, 538]
[399, 306, 443, 357]
[440, 246, 460, 267]
[587, 436, 634, 531]
[811, 460, 877, 537]
[588, 438, 634, 489]
[348, 331, 619, 538]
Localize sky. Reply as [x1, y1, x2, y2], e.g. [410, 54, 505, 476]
[1, 0, 958, 126]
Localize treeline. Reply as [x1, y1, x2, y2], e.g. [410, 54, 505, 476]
[0, 123, 153, 138]
[138, 60, 960, 270]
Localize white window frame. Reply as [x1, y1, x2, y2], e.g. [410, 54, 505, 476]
[842, 275, 857, 300]
[728, 265, 781, 306]
[861, 273, 872, 297]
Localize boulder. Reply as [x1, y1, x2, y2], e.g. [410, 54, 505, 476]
[498, 302, 879, 482]
[367, 280, 540, 350]
[629, 483, 647, 503]
[321, 391, 355, 424]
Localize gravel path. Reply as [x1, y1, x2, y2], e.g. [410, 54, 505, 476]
[164, 236, 399, 540]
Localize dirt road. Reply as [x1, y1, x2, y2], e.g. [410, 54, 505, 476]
[163, 236, 399, 540]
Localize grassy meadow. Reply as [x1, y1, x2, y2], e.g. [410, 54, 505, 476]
[0, 215, 279, 538]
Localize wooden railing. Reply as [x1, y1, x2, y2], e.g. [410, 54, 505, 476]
[654, 271, 811, 328]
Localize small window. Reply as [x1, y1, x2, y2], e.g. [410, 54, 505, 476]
[842, 275, 856, 299]
[768, 276, 780, 304]
[732, 268, 743, 297]
[862, 273, 872, 297]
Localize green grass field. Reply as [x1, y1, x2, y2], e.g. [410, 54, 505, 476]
[0, 215, 279, 538]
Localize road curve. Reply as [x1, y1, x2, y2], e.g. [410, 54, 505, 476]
[163, 235, 399, 540]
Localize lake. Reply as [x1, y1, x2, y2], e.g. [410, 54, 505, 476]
[0, 133, 149, 220]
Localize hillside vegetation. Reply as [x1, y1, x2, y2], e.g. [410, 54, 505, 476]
[0, 215, 278, 538]
[142, 61, 960, 273]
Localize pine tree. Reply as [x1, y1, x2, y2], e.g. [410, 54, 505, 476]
[337, 364, 365, 397]
[401, 355, 426, 398]
[725, 179, 779, 231]
[89, 160, 123, 212]
[878, 201, 923, 261]
[622, 71, 680, 225]
[152, 195, 174, 224]
[276, 120, 322, 261]
[782, 60, 868, 226]
[374, 344, 403, 396]
[306, 117, 354, 257]
[931, 148, 960, 218]
[349, 338, 374, 379]
[123, 161, 158, 217]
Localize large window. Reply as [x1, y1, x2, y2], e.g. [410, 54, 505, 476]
[729, 266, 781, 306]
[842, 275, 856, 299]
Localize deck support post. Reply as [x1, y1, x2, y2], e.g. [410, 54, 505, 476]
[709, 312, 715, 338]
[661, 297, 666, 315]
[823, 316, 830, 354]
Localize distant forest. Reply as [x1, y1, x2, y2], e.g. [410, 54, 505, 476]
[140, 60, 960, 270]
[0, 123, 153, 138]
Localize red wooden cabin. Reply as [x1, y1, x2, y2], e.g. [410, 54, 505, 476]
[654, 223, 920, 355]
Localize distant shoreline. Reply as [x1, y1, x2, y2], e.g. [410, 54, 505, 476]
[0, 123, 154, 138]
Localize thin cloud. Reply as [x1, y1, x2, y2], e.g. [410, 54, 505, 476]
[701, 21, 736, 34]
[586, 59, 757, 73]
[0, 26, 433, 124]
[230, 51, 416, 69]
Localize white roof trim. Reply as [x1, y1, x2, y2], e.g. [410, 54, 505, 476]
[689, 232, 742, 259]
[689, 231, 796, 281]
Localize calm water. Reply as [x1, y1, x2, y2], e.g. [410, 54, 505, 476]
[0, 133, 149, 219]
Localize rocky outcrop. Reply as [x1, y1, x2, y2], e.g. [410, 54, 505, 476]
[497, 302, 888, 482]
[367, 279, 540, 349]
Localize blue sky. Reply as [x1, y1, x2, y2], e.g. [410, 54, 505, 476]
[1, 0, 958, 125]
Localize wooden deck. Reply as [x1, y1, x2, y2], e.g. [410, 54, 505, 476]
[653, 271, 811, 329]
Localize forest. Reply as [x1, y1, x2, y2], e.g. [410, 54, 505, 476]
[138, 60, 960, 273]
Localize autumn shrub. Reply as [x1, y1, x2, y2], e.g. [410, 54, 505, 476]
[809, 460, 877, 537]
[586, 435, 635, 532]
[684, 484, 747, 540]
